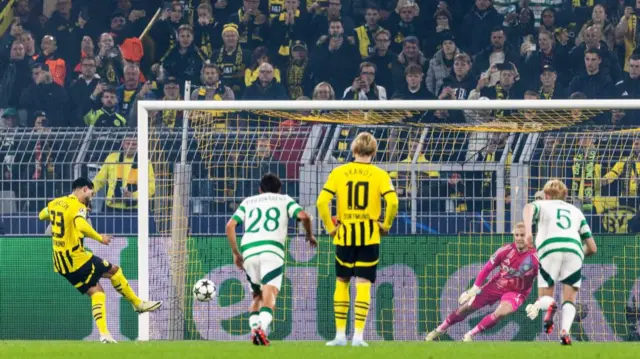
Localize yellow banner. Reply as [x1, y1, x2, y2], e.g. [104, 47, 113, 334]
[0, 0, 15, 38]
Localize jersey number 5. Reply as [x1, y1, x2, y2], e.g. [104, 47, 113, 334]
[347, 181, 369, 210]
[51, 211, 65, 238]
[556, 209, 572, 230]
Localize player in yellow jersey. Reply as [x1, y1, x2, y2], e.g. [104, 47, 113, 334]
[317, 132, 399, 347]
[39, 177, 162, 343]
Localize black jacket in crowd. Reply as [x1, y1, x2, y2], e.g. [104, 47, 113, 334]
[0, 56, 30, 109]
[471, 43, 521, 78]
[228, 9, 270, 50]
[311, 37, 360, 95]
[391, 84, 434, 100]
[568, 42, 623, 83]
[365, 51, 397, 96]
[523, 47, 569, 85]
[568, 71, 614, 99]
[439, 72, 477, 100]
[19, 82, 69, 127]
[459, 6, 503, 55]
[615, 74, 640, 125]
[161, 45, 207, 86]
[437, 71, 477, 123]
[243, 80, 289, 100]
[67, 77, 100, 127]
[271, 11, 310, 66]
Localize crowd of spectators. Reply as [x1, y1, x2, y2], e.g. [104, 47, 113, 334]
[2, 0, 640, 235]
[3, 0, 640, 129]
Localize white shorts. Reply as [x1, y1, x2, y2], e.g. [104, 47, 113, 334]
[538, 251, 583, 288]
[243, 252, 284, 292]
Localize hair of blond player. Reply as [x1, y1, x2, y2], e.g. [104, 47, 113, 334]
[543, 179, 568, 200]
[512, 222, 525, 234]
[351, 132, 378, 158]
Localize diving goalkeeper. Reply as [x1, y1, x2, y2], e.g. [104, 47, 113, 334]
[425, 222, 539, 342]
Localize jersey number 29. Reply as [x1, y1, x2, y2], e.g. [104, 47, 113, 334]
[246, 207, 281, 233]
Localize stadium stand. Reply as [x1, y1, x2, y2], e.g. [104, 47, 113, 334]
[1, 0, 640, 235]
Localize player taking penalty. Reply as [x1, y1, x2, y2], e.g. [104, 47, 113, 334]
[523, 179, 597, 345]
[226, 173, 317, 346]
[39, 178, 162, 343]
[317, 132, 399, 347]
[426, 222, 539, 342]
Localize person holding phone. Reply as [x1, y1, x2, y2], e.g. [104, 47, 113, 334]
[342, 61, 387, 100]
[228, 0, 269, 49]
[311, 19, 360, 95]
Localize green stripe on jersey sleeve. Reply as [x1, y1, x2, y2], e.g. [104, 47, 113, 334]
[231, 203, 247, 224]
[287, 201, 302, 218]
[232, 215, 243, 224]
[533, 203, 540, 223]
[579, 219, 591, 234]
[580, 232, 592, 240]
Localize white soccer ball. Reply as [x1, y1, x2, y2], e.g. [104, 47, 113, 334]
[193, 279, 216, 302]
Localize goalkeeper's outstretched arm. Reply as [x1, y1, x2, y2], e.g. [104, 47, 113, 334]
[458, 255, 499, 305]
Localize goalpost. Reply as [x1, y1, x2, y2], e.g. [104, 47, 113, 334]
[135, 99, 640, 342]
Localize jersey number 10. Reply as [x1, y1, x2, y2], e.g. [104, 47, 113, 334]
[347, 181, 369, 210]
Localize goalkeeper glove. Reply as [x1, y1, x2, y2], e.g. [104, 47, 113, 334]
[458, 285, 481, 305]
[526, 304, 539, 320]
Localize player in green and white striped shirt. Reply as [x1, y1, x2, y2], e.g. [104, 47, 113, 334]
[523, 179, 597, 345]
[226, 173, 316, 346]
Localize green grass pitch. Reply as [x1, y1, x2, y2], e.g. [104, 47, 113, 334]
[1, 341, 639, 359]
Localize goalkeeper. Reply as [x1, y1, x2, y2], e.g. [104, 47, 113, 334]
[426, 222, 539, 342]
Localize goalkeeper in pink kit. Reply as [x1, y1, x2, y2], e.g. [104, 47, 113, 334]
[426, 222, 539, 341]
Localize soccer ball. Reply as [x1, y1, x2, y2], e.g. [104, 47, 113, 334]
[193, 279, 216, 302]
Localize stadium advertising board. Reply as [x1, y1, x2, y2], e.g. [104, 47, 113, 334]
[1, 236, 638, 342]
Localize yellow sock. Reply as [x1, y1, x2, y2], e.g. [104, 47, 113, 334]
[91, 292, 109, 335]
[354, 282, 371, 338]
[333, 280, 350, 337]
[110, 268, 142, 307]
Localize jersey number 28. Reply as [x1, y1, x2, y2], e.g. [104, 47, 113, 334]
[246, 207, 281, 233]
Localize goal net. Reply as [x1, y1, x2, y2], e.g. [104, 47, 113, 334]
[127, 99, 640, 343]
[0, 101, 640, 341]
[5, 101, 637, 341]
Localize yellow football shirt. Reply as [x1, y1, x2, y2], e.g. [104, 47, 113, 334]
[39, 195, 102, 274]
[317, 162, 399, 246]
